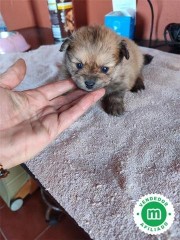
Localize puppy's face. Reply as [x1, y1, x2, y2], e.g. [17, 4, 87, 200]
[60, 26, 129, 91]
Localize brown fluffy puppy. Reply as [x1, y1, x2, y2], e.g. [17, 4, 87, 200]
[60, 25, 153, 116]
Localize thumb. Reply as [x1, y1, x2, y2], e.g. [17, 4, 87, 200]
[0, 59, 26, 90]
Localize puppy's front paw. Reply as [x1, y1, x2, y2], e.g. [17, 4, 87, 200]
[103, 100, 124, 116]
[106, 103, 124, 116]
[102, 93, 125, 116]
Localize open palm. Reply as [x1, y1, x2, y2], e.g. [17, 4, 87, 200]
[0, 59, 105, 169]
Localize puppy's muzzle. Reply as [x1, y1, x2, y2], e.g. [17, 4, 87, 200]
[85, 79, 95, 89]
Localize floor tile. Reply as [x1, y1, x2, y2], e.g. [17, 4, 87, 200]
[37, 213, 91, 240]
[0, 228, 6, 240]
[0, 198, 5, 210]
[0, 233, 4, 240]
[0, 190, 48, 240]
[0, 189, 91, 240]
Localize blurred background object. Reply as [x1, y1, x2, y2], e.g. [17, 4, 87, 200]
[0, 12, 7, 31]
[47, 0, 61, 42]
[0, 11, 30, 53]
[0, 31, 30, 54]
[105, 0, 136, 39]
[47, 0, 75, 42]
[0, 165, 38, 211]
[0, 0, 179, 41]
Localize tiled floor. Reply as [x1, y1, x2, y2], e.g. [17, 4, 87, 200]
[0, 189, 91, 240]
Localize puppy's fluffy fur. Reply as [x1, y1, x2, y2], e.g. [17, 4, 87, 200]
[60, 25, 153, 116]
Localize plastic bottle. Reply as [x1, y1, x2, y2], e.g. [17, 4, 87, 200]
[47, 0, 75, 42]
[56, 0, 75, 39]
[47, 0, 61, 42]
[0, 12, 7, 32]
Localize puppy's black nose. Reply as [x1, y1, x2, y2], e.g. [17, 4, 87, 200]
[85, 80, 95, 89]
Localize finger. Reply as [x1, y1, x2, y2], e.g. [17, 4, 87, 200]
[0, 59, 26, 89]
[58, 88, 105, 133]
[37, 79, 77, 100]
[50, 89, 86, 110]
[58, 95, 85, 113]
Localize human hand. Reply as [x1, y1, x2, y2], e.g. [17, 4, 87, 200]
[0, 59, 105, 169]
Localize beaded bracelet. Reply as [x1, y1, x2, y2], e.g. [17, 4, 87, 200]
[0, 164, 9, 178]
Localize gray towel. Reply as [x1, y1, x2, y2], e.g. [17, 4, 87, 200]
[0, 44, 179, 240]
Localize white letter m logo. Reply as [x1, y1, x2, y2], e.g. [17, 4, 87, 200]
[147, 208, 161, 220]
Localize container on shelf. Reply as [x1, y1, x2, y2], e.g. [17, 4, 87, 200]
[47, 0, 75, 42]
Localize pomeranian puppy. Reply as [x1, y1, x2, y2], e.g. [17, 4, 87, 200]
[60, 25, 153, 116]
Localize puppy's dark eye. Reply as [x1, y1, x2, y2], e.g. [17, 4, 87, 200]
[101, 66, 109, 74]
[76, 62, 83, 70]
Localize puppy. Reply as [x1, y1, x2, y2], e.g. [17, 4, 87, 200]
[60, 25, 153, 116]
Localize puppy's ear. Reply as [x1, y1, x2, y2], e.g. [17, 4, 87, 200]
[119, 40, 129, 61]
[59, 38, 71, 52]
